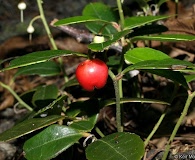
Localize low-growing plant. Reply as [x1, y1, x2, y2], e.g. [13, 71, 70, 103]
[1, 0, 195, 160]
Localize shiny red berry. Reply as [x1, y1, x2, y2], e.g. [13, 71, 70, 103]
[76, 59, 108, 91]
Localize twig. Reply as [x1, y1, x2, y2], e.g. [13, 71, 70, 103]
[51, 19, 94, 43]
[50, 19, 123, 53]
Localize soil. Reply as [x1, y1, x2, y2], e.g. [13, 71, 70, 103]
[1, 0, 195, 160]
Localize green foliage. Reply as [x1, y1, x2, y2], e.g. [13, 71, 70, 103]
[32, 84, 58, 107]
[86, 132, 144, 160]
[23, 125, 83, 160]
[131, 34, 195, 42]
[124, 15, 170, 30]
[82, 2, 118, 35]
[1, 1, 195, 160]
[0, 115, 64, 142]
[89, 29, 132, 51]
[1, 50, 86, 71]
[14, 61, 61, 78]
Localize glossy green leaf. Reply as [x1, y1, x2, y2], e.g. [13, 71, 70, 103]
[82, 2, 118, 35]
[124, 15, 170, 30]
[14, 61, 61, 78]
[32, 84, 58, 107]
[100, 97, 169, 108]
[67, 99, 99, 132]
[131, 34, 195, 42]
[54, 16, 110, 26]
[88, 29, 132, 51]
[69, 118, 97, 132]
[107, 55, 121, 66]
[30, 95, 66, 118]
[1, 50, 86, 72]
[123, 47, 194, 88]
[0, 115, 64, 142]
[66, 99, 99, 122]
[64, 78, 79, 88]
[122, 59, 193, 88]
[123, 59, 194, 71]
[143, 69, 189, 89]
[124, 47, 170, 64]
[23, 124, 83, 160]
[66, 99, 99, 118]
[86, 132, 144, 160]
[185, 74, 195, 83]
[129, 24, 168, 38]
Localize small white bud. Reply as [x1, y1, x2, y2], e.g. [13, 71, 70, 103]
[93, 35, 105, 43]
[18, 2, 27, 10]
[27, 25, 35, 33]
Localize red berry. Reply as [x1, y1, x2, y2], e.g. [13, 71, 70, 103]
[76, 59, 108, 91]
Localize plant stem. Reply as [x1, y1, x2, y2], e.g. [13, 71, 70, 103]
[36, 0, 68, 83]
[116, 0, 126, 132]
[114, 80, 123, 132]
[144, 110, 166, 147]
[29, 15, 41, 26]
[36, 0, 57, 50]
[162, 90, 195, 160]
[109, 70, 123, 132]
[95, 127, 105, 138]
[116, 0, 126, 47]
[116, 0, 125, 29]
[0, 82, 33, 112]
[144, 83, 179, 147]
[118, 51, 124, 132]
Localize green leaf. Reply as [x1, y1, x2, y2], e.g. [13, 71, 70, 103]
[107, 55, 121, 66]
[30, 95, 66, 118]
[129, 24, 168, 37]
[65, 99, 99, 132]
[122, 59, 194, 76]
[1, 50, 86, 72]
[67, 99, 99, 132]
[185, 74, 195, 83]
[100, 97, 170, 108]
[32, 84, 58, 107]
[124, 59, 194, 71]
[54, 16, 110, 26]
[131, 34, 195, 42]
[123, 47, 194, 88]
[66, 99, 99, 119]
[88, 29, 132, 51]
[82, 2, 118, 35]
[124, 15, 170, 30]
[69, 119, 97, 132]
[14, 61, 61, 78]
[64, 78, 79, 88]
[122, 59, 193, 88]
[23, 124, 83, 160]
[0, 115, 64, 142]
[124, 47, 170, 64]
[143, 69, 189, 89]
[86, 132, 144, 160]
